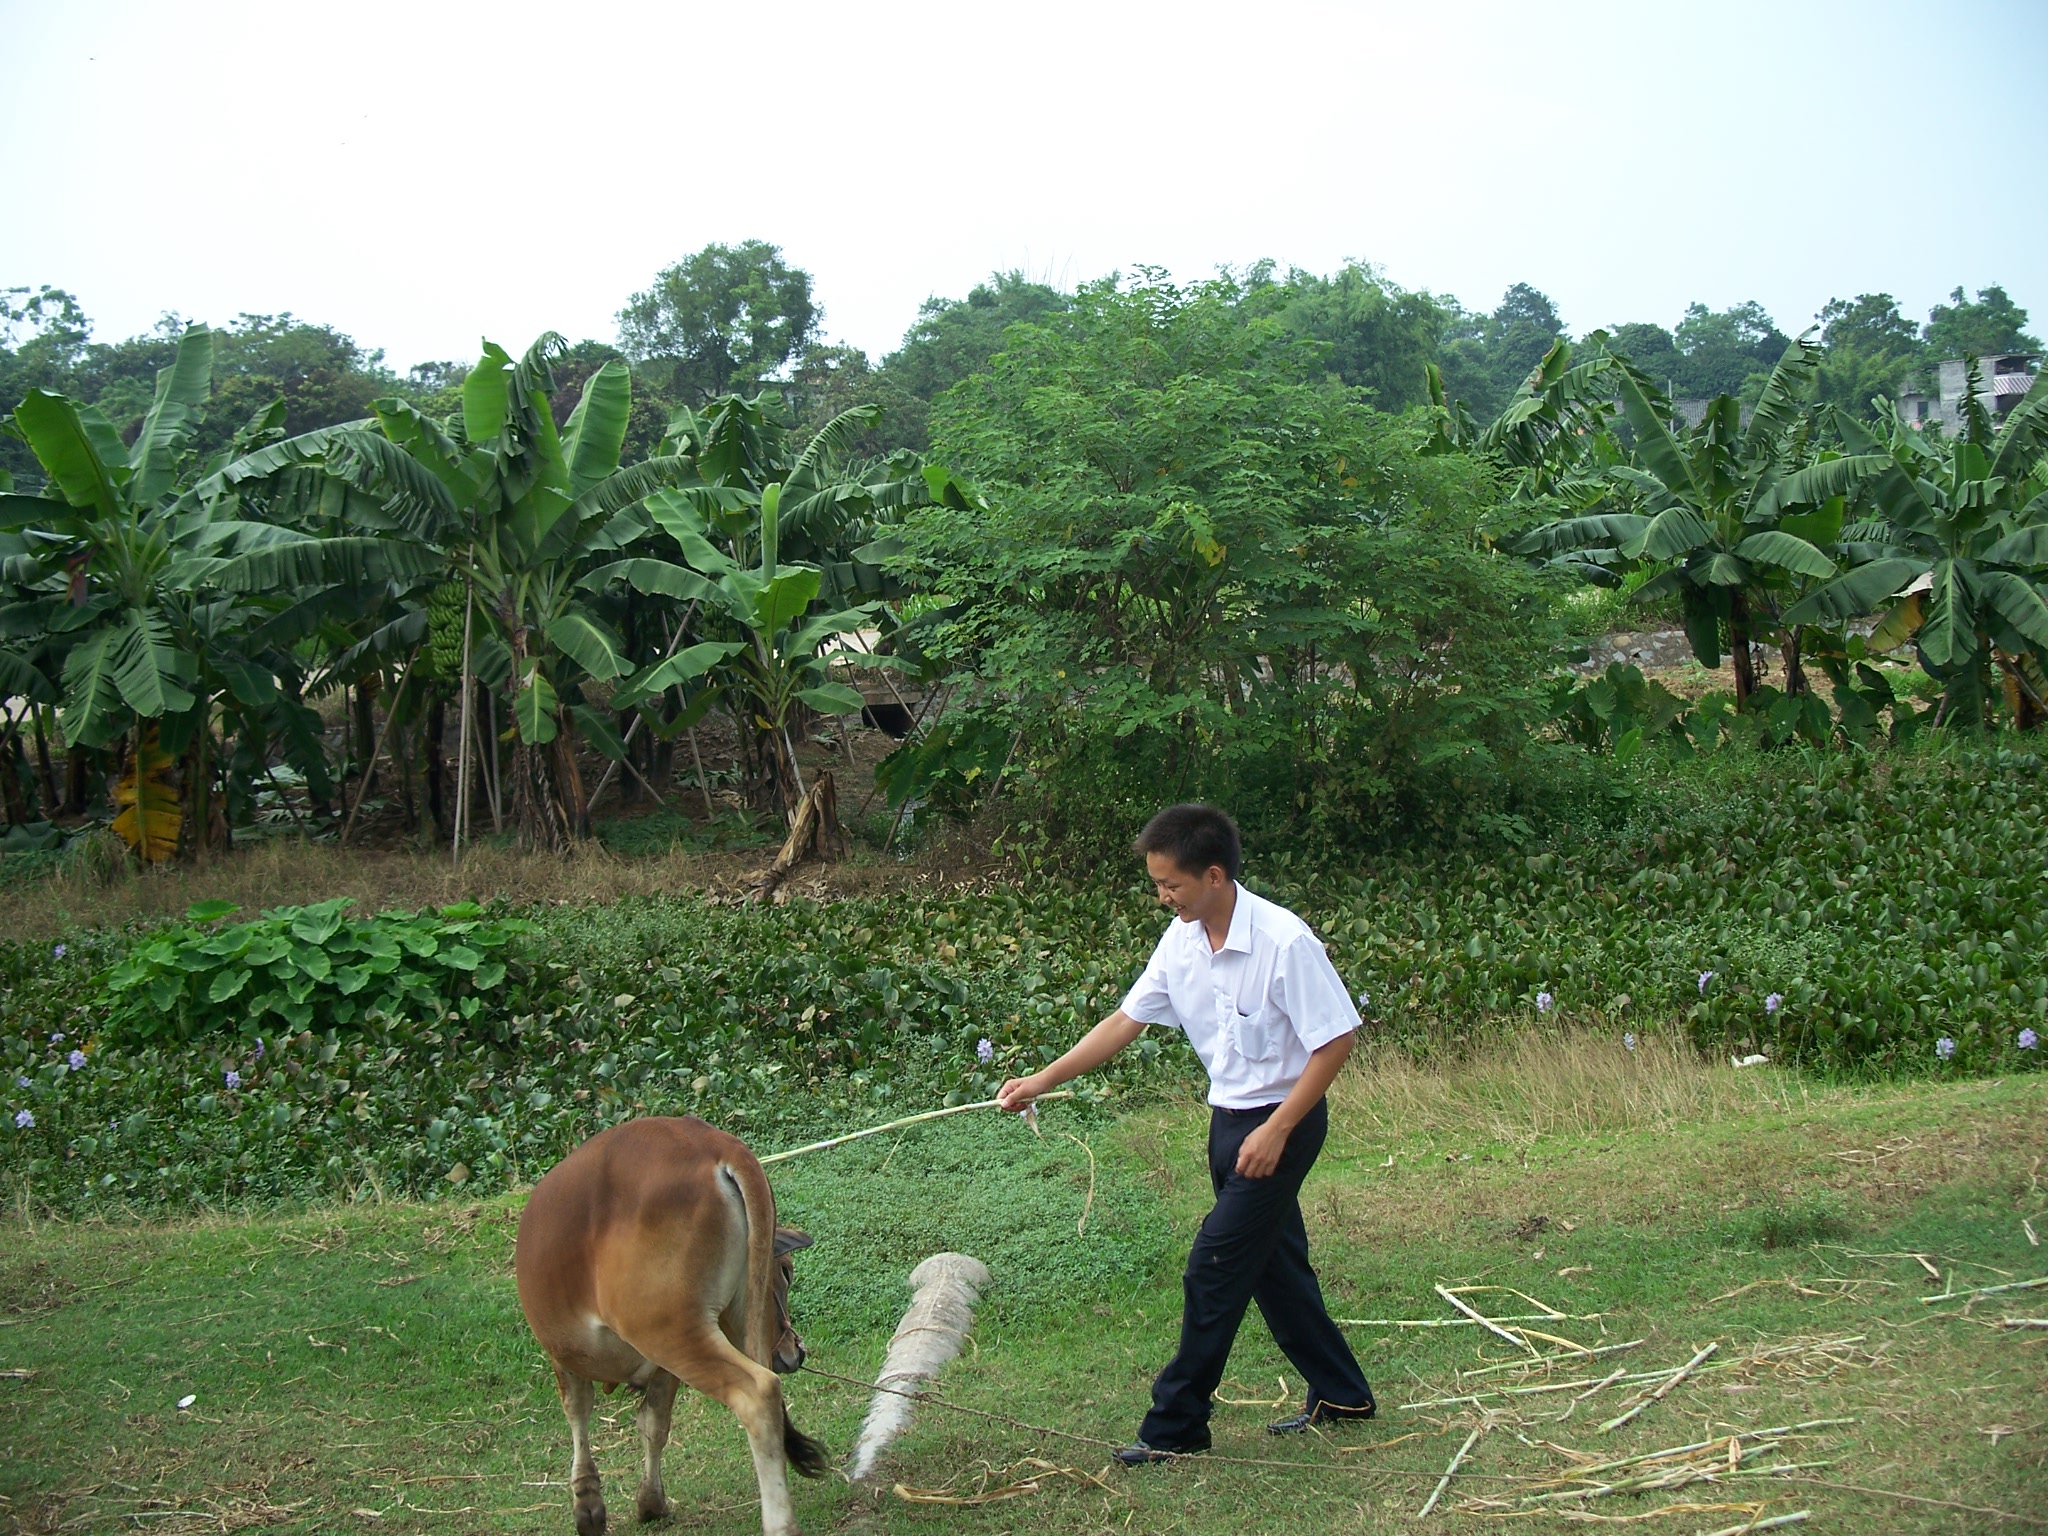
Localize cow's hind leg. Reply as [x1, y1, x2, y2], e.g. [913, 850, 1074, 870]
[634, 1371, 678, 1523]
[555, 1365, 606, 1536]
[646, 1332, 806, 1536]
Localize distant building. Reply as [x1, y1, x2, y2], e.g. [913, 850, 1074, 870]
[1898, 353, 2039, 433]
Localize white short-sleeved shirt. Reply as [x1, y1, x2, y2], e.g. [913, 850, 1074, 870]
[1118, 884, 1360, 1109]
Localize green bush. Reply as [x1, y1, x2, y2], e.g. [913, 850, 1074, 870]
[102, 899, 543, 1042]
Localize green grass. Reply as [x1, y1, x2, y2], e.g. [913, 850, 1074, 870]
[4, 1058, 2044, 1534]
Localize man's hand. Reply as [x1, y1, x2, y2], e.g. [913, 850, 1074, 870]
[996, 1074, 1048, 1112]
[1235, 1117, 1292, 1179]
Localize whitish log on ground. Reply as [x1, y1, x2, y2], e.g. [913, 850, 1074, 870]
[846, 1253, 991, 1482]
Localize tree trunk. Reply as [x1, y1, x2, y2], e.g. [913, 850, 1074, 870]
[425, 698, 449, 840]
[1, 726, 29, 827]
[1779, 625, 1809, 698]
[352, 673, 380, 793]
[63, 745, 91, 816]
[31, 708, 59, 817]
[551, 710, 590, 840]
[182, 707, 212, 865]
[1728, 591, 1759, 707]
[1997, 651, 2047, 731]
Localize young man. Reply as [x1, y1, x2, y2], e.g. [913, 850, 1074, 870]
[997, 803, 1374, 1463]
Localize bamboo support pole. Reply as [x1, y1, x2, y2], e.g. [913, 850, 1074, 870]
[453, 583, 473, 864]
[758, 1093, 1074, 1167]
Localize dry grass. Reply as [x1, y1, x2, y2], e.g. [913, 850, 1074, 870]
[1331, 1029, 1800, 1150]
[0, 836, 944, 939]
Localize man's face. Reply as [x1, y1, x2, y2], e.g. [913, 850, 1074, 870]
[1146, 851, 1228, 923]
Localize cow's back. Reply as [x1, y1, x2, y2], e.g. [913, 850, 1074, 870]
[517, 1116, 754, 1376]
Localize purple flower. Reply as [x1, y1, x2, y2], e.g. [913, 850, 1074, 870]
[13, 1109, 31, 1129]
[1765, 993, 1783, 1014]
[1935, 1036, 1956, 1061]
[49, 1031, 64, 1044]
[224, 1069, 242, 1090]
[253, 1038, 265, 1059]
[13, 1076, 26, 1089]
[67, 1050, 85, 1071]
[2020, 1028, 2039, 1051]
[1535, 991, 1554, 1013]
[1697, 971, 1715, 996]
[1357, 991, 1371, 1009]
[1623, 1032, 1637, 1052]
[976, 1038, 994, 1065]
[52, 944, 66, 960]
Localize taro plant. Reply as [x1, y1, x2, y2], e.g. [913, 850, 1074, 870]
[102, 898, 542, 1041]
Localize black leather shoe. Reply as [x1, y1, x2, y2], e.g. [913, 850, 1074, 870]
[1267, 1399, 1376, 1435]
[1114, 1434, 1210, 1465]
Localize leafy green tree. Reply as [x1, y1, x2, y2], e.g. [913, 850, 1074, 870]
[898, 270, 1542, 851]
[863, 273, 1071, 452]
[1784, 379, 2048, 727]
[1815, 294, 1925, 419]
[1924, 283, 2041, 360]
[1437, 284, 1569, 422]
[1668, 301, 1789, 400]
[617, 241, 819, 406]
[1604, 322, 1683, 393]
[1276, 262, 1451, 412]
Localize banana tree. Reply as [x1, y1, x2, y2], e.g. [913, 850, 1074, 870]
[1511, 338, 1839, 707]
[1782, 376, 2048, 728]
[2, 326, 426, 858]
[219, 335, 691, 848]
[586, 482, 883, 813]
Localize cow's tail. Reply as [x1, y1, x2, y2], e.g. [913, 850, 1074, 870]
[722, 1155, 778, 1368]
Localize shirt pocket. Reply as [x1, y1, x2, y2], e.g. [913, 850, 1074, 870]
[1232, 1006, 1288, 1064]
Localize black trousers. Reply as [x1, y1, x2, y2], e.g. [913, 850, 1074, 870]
[1138, 1098, 1373, 1446]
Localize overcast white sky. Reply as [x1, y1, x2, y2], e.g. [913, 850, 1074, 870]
[4, 0, 2044, 372]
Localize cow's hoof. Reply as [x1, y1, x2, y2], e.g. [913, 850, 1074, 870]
[574, 1497, 607, 1536]
[635, 1491, 671, 1523]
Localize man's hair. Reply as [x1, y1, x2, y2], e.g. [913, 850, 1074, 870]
[1134, 804, 1241, 880]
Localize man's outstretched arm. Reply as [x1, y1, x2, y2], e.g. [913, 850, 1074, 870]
[996, 1010, 1146, 1109]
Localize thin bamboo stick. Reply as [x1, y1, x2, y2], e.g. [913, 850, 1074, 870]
[1598, 1341, 1718, 1434]
[1437, 1285, 1538, 1355]
[1920, 1274, 2047, 1305]
[1416, 1427, 1480, 1519]
[1341, 1313, 1605, 1329]
[1702, 1515, 1807, 1536]
[1542, 1419, 1853, 1484]
[757, 1092, 1075, 1166]
[1459, 1339, 1644, 1381]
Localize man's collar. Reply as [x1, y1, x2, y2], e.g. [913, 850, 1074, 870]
[1219, 882, 1253, 954]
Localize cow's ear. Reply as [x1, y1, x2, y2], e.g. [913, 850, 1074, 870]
[774, 1227, 813, 1256]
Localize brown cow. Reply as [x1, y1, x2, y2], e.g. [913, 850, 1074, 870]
[515, 1117, 828, 1536]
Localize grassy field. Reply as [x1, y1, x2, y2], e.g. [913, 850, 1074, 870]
[4, 1037, 2044, 1535]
